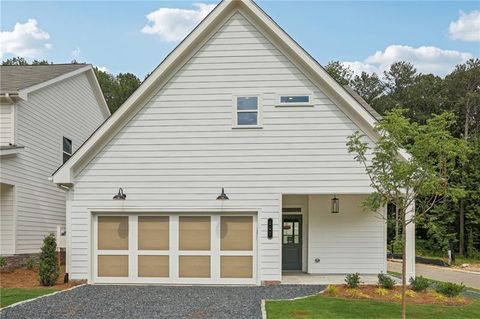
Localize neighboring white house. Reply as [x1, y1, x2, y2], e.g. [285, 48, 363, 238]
[0, 64, 110, 257]
[52, 0, 415, 285]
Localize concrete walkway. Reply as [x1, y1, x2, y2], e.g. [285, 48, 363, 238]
[388, 260, 480, 289]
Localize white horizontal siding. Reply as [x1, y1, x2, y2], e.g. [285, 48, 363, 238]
[0, 104, 14, 146]
[308, 194, 385, 274]
[0, 183, 15, 255]
[69, 12, 376, 281]
[0, 73, 107, 254]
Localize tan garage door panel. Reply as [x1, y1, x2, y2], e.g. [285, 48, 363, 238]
[138, 216, 169, 250]
[98, 216, 128, 250]
[98, 255, 128, 277]
[221, 256, 253, 278]
[221, 216, 253, 251]
[179, 256, 210, 278]
[138, 255, 169, 277]
[179, 216, 211, 251]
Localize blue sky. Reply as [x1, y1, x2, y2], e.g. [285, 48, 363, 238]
[1, 1, 479, 78]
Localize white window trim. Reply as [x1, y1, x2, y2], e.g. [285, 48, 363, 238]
[275, 94, 314, 107]
[232, 95, 262, 129]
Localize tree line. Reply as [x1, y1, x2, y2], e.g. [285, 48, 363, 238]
[3, 56, 479, 258]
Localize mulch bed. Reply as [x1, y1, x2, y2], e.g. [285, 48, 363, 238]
[324, 285, 472, 306]
[0, 265, 85, 289]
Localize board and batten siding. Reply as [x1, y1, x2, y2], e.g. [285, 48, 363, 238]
[0, 104, 15, 146]
[0, 73, 107, 254]
[69, 12, 377, 281]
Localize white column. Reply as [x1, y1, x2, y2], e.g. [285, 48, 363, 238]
[405, 201, 415, 280]
[65, 189, 72, 275]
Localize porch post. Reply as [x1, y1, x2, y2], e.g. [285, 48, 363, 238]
[405, 201, 415, 280]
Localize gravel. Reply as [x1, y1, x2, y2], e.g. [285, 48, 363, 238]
[0, 284, 325, 319]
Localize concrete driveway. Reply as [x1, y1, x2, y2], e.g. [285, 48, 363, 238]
[388, 260, 480, 289]
[0, 284, 325, 319]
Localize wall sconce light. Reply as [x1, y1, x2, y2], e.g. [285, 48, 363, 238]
[216, 187, 229, 200]
[113, 188, 126, 200]
[331, 194, 339, 213]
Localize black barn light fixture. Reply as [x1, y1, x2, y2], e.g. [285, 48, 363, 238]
[331, 194, 339, 213]
[216, 188, 229, 200]
[113, 188, 126, 200]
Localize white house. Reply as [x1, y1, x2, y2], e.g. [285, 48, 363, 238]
[52, 0, 415, 285]
[0, 64, 110, 258]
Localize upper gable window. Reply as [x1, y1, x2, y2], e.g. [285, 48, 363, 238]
[233, 96, 261, 128]
[277, 95, 313, 106]
[63, 137, 72, 163]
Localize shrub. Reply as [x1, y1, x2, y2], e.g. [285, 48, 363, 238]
[392, 293, 402, 300]
[0, 256, 6, 268]
[377, 272, 395, 289]
[346, 288, 370, 299]
[409, 276, 430, 292]
[325, 285, 338, 296]
[39, 234, 59, 286]
[405, 290, 416, 297]
[435, 282, 465, 297]
[375, 287, 388, 296]
[25, 256, 36, 270]
[345, 273, 361, 288]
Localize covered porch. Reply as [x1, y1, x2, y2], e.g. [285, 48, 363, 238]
[281, 194, 414, 281]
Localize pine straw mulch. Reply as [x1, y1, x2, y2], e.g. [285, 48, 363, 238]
[324, 285, 472, 306]
[0, 265, 85, 289]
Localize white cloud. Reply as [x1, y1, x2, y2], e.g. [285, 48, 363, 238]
[343, 45, 473, 76]
[141, 3, 216, 42]
[97, 66, 108, 72]
[449, 10, 480, 42]
[0, 19, 51, 58]
[71, 47, 81, 58]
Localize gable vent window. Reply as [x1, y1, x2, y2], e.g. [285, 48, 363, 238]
[234, 96, 261, 128]
[63, 137, 72, 163]
[277, 95, 312, 106]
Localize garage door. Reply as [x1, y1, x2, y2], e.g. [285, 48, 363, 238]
[93, 214, 256, 284]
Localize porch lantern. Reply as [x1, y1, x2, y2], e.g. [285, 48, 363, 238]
[216, 187, 229, 200]
[113, 188, 126, 200]
[331, 194, 339, 213]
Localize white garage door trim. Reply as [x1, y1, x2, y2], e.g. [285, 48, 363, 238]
[91, 211, 258, 285]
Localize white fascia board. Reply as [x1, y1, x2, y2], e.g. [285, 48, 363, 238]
[17, 65, 92, 100]
[85, 68, 111, 118]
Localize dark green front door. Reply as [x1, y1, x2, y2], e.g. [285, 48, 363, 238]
[282, 215, 302, 270]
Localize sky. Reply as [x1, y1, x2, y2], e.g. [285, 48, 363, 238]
[1, 0, 479, 79]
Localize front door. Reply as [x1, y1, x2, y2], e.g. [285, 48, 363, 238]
[282, 215, 302, 270]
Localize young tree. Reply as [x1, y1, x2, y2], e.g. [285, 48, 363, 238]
[39, 234, 60, 286]
[324, 60, 353, 86]
[351, 71, 385, 104]
[347, 109, 468, 319]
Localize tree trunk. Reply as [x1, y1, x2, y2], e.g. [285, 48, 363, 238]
[459, 199, 465, 256]
[395, 206, 399, 245]
[401, 215, 407, 319]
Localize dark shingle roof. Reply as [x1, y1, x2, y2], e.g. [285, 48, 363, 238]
[343, 85, 382, 121]
[0, 64, 88, 94]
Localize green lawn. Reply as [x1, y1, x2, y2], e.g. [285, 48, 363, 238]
[0, 288, 57, 308]
[266, 295, 480, 319]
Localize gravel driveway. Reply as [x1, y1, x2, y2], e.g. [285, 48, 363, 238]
[1, 284, 325, 319]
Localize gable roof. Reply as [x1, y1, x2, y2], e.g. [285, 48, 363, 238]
[52, 0, 389, 185]
[0, 64, 88, 94]
[343, 86, 382, 121]
[0, 63, 110, 118]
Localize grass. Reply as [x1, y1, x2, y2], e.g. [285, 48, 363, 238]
[266, 294, 480, 319]
[0, 288, 57, 308]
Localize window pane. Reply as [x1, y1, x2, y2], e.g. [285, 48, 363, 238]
[237, 112, 257, 126]
[63, 137, 72, 154]
[138, 216, 169, 250]
[98, 216, 128, 250]
[179, 216, 211, 250]
[220, 216, 253, 251]
[237, 96, 257, 110]
[280, 96, 309, 103]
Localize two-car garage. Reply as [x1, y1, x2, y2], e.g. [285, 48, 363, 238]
[93, 213, 257, 284]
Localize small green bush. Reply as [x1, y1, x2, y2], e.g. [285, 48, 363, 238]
[377, 272, 395, 289]
[39, 234, 59, 286]
[345, 273, 361, 288]
[325, 285, 338, 295]
[435, 282, 465, 297]
[0, 256, 6, 267]
[409, 276, 430, 292]
[25, 256, 36, 270]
